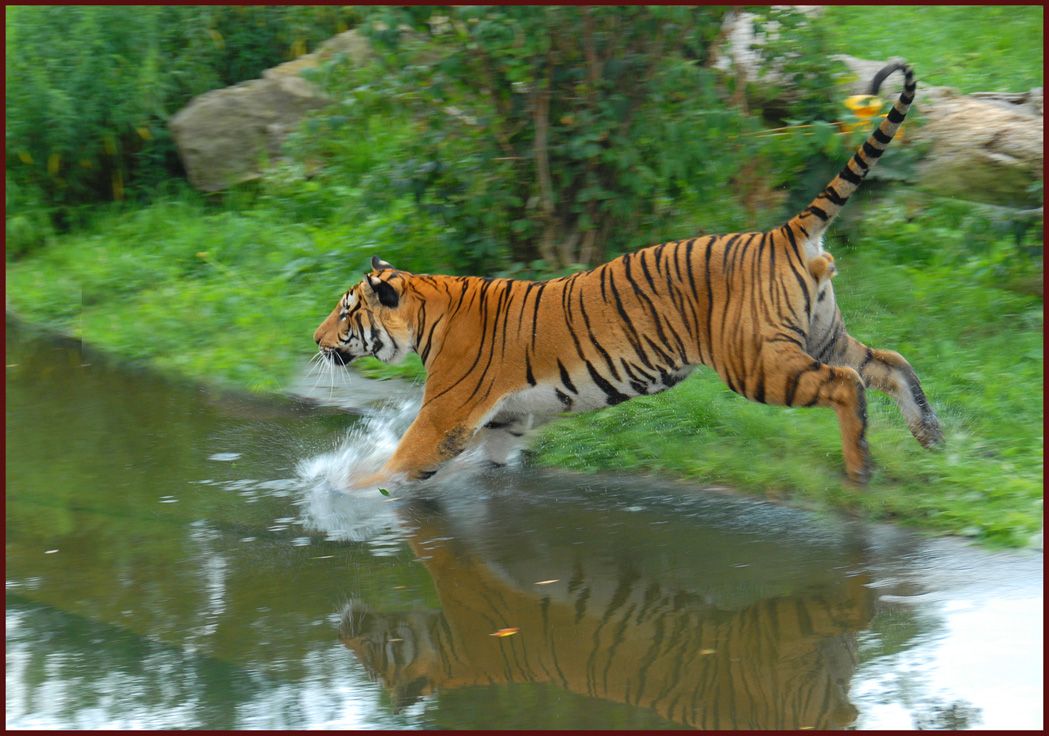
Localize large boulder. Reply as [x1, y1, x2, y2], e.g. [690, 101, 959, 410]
[833, 55, 1043, 208]
[711, 12, 1043, 208]
[169, 30, 371, 192]
[911, 89, 1043, 207]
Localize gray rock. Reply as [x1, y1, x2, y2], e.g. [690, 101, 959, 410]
[169, 30, 372, 192]
[913, 89, 1043, 207]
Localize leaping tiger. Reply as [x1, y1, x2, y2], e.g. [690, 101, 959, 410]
[313, 61, 944, 489]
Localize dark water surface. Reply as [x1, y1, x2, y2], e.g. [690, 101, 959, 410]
[6, 320, 1042, 730]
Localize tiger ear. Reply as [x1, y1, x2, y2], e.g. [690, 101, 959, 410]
[364, 274, 400, 308]
[371, 256, 394, 272]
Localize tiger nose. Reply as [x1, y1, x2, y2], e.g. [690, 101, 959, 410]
[313, 328, 323, 345]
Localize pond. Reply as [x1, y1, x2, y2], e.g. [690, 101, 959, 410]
[5, 318, 1042, 730]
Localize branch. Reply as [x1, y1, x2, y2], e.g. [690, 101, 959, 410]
[533, 81, 560, 265]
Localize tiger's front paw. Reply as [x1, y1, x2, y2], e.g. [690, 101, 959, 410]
[345, 470, 395, 493]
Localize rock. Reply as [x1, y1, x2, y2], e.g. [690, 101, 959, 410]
[829, 55, 1043, 208]
[169, 30, 372, 192]
[713, 25, 1044, 208]
[913, 89, 1043, 207]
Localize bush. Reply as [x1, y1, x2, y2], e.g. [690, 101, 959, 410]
[293, 7, 758, 273]
[5, 5, 362, 241]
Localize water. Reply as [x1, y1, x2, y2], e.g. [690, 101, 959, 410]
[5, 319, 1042, 730]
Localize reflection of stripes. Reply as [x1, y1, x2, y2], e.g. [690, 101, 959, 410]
[339, 555, 873, 729]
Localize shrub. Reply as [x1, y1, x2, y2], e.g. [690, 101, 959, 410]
[294, 7, 752, 272]
[5, 5, 362, 241]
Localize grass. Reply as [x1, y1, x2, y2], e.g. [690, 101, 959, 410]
[4, 185, 437, 392]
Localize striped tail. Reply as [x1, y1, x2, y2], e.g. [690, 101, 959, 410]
[788, 62, 916, 238]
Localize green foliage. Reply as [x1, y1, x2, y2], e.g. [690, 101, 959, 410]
[299, 6, 750, 272]
[5, 188, 381, 392]
[838, 193, 1044, 280]
[5, 175, 56, 258]
[5, 5, 362, 237]
[747, 7, 847, 125]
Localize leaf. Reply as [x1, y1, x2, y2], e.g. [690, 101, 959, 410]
[378, 487, 390, 496]
[489, 627, 520, 637]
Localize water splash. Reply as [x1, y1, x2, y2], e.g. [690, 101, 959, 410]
[292, 389, 523, 541]
[293, 395, 422, 542]
[297, 394, 422, 487]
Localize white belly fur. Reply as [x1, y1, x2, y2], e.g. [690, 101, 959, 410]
[495, 364, 697, 418]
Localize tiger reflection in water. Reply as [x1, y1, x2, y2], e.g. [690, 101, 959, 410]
[339, 502, 873, 730]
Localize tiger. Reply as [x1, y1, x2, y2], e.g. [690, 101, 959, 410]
[313, 61, 944, 489]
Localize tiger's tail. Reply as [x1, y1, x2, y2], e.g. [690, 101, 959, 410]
[787, 61, 916, 239]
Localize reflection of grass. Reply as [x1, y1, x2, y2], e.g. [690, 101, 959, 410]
[819, 5, 1043, 93]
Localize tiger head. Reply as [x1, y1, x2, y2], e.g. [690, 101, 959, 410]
[339, 602, 442, 712]
[313, 257, 413, 366]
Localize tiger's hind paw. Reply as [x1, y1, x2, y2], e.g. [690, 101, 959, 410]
[912, 417, 945, 450]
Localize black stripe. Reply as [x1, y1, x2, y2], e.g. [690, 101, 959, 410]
[785, 361, 821, 406]
[620, 358, 656, 386]
[859, 348, 873, 371]
[810, 321, 844, 362]
[602, 264, 651, 373]
[887, 106, 905, 124]
[872, 127, 892, 145]
[575, 282, 626, 379]
[558, 359, 578, 394]
[419, 309, 443, 365]
[823, 186, 847, 206]
[768, 332, 805, 350]
[517, 281, 539, 336]
[807, 205, 829, 221]
[703, 239, 716, 365]
[673, 239, 687, 286]
[529, 283, 545, 349]
[555, 388, 573, 409]
[586, 361, 630, 405]
[638, 248, 659, 293]
[862, 141, 883, 159]
[838, 164, 862, 185]
[753, 376, 765, 404]
[625, 250, 689, 364]
[782, 226, 812, 319]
